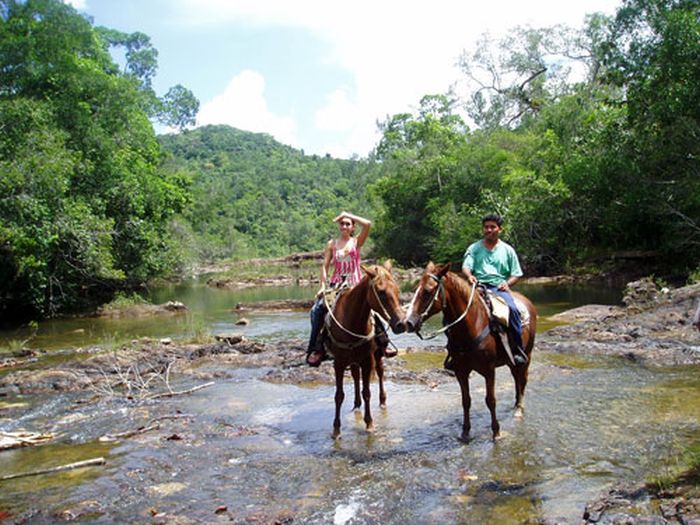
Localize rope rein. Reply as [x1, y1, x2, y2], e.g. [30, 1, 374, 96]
[416, 274, 477, 340]
[322, 271, 395, 343]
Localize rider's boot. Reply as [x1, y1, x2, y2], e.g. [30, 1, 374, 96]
[443, 352, 455, 371]
[376, 331, 398, 358]
[306, 332, 328, 367]
[374, 316, 397, 358]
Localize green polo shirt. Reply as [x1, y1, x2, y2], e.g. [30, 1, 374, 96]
[463, 239, 523, 287]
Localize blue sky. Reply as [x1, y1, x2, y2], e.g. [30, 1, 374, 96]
[68, 0, 622, 159]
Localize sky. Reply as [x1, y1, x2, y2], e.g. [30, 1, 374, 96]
[68, 0, 622, 159]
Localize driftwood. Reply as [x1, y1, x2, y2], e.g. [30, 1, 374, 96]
[148, 381, 215, 400]
[234, 298, 313, 312]
[99, 424, 160, 442]
[99, 414, 195, 442]
[0, 457, 105, 481]
[0, 431, 54, 451]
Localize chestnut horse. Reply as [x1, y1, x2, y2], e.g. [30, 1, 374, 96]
[323, 261, 406, 439]
[404, 262, 537, 441]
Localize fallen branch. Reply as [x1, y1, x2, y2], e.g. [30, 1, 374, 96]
[0, 431, 54, 451]
[98, 413, 195, 442]
[99, 424, 160, 442]
[148, 381, 215, 400]
[0, 457, 105, 481]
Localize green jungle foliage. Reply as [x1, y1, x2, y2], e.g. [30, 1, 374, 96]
[1, 0, 699, 323]
[158, 125, 377, 261]
[370, 0, 700, 276]
[0, 0, 196, 321]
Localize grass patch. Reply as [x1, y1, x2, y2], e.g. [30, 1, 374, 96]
[648, 440, 700, 492]
[99, 292, 150, 312]
[218, 258, 320, 281]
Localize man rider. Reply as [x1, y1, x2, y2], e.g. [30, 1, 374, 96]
[458, 213, 528, 367]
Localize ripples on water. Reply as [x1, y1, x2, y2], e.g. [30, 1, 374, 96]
[2, 281, 698, 523]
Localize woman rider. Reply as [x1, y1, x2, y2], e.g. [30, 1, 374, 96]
[305, 211, 395, 366]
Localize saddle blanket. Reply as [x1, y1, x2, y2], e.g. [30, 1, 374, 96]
[488, 292, 530, 327]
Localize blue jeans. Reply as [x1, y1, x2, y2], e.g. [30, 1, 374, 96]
[308, 297, 327, 352]
[484, 284, 523, 351]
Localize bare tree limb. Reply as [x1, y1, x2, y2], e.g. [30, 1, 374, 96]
[0, 458, 105, 481]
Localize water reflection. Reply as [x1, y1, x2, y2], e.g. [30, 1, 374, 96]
[1, 353, 698, 523]
[0, 279, 622, 353]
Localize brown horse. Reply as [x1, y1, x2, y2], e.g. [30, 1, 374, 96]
[324, 260, 406, 439]
[404, 262, 537, 441]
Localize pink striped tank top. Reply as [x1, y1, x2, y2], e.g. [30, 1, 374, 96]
[329, 237, 362, 287]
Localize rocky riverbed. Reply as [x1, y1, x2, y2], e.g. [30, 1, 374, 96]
[0, 280, 698, 524]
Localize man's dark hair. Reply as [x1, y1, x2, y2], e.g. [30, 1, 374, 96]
[482, 213, 503, 226]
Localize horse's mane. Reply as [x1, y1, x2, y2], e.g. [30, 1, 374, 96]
[446, 270, 472, 297]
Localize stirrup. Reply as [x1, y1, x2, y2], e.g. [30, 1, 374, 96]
[382, 346, 398, 358]
[306, 349, 325, 367]
[514, 350, 528, 365]
[444, 354, 455, 371]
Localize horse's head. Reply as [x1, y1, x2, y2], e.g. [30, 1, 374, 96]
[362, 260, 407, 334]
[405, 261, 451, 333]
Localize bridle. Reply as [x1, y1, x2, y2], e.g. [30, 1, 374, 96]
[323, 270, 397, 348]
[414, 272, 477, 340]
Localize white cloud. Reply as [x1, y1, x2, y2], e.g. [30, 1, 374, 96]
[64, 0, 87, 9]
[315, 89, 358, 132]
[197, 70, 298, 147]
[175, 0, 621, 157]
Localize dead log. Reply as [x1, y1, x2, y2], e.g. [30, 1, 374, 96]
[0, 457, 105, 481]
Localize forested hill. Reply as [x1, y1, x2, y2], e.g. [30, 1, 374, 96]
[158, 125, 377, 260]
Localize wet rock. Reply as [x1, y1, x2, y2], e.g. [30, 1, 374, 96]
[549, 305, 622, 323]
[622, 278, 662, 312]
[214, 333, 245, 345]
[96, 301, 188, 318]
[146, 482, 187, 497]
[54, 499, 102, 521]
[235, 317, 250, 326]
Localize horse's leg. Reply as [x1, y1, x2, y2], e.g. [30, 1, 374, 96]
[455, 367, 471, 442]
[351, 363, 361, 411]
[361, 360, 374, 432]
[484, 368, 500, 440]
[332, 362, 345, 440]
[512, 332, 533, 418]
[374, 351, 387, 408]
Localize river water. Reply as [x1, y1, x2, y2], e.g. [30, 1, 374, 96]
[1, 281, 699, 524]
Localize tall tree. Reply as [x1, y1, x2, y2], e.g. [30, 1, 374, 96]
[602, 0, 700, 261]
[0, 0, 191, 320]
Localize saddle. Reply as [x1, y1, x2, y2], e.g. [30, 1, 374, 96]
[477, 286, 530, 367]
[480, 288, 530, 328]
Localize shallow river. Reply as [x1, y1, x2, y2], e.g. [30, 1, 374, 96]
[1, 281, 699, 524]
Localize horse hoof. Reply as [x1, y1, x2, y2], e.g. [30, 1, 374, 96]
[380, 403, 387, 410]
[459, 433, 471, 443]
[514, 407, 524, 419]
[366, 423, 375, 433]
[331, 429, 341, 440]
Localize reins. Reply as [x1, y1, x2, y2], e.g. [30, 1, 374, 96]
[322, 272, 395, 348]
[416, 274, 477, 340]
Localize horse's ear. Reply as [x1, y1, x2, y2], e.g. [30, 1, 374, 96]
[382, 259, 393, 272]
[436, 263, 451, 277]
[361, 264, 377, 278]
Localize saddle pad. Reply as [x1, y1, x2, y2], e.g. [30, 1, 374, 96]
[489, 294, 530, 327]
